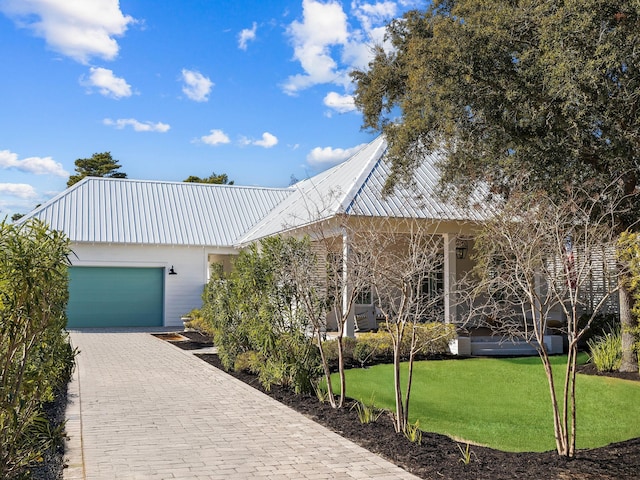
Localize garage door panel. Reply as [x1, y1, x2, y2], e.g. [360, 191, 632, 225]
[67, 267, 163, 328]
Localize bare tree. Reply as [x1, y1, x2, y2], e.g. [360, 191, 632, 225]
[354, 218, 452, 433]
[465, 182, 633, 457]
[283, 191, 370, 408]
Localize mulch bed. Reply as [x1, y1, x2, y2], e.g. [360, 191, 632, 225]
[170, 332, 640, 480]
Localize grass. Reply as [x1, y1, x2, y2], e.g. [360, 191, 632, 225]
[334, 353, 640, 452]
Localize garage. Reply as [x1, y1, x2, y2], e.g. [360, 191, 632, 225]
[67, 267, 164, 328]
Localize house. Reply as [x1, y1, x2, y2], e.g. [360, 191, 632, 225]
[22, 135, 565, 354]
[22, 179, 291, 328]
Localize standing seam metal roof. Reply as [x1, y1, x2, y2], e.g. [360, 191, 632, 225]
[239, 135, 491, 244]
[23, 178, 293, 246]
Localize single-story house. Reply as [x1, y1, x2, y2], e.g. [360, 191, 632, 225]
[22, 135, 567, 354]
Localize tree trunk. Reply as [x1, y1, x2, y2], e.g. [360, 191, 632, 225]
[393, 343, 404, 433]
[336, 334, 346, 408]
[619, 284, 639, 373]
[315, 330, 337, 408]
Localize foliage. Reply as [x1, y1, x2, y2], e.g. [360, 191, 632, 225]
[0, 219, 75, 478]
[466, 185, 627, 457]
[321, 323, 455, 368]
[352, 0, 640, 373]
[342, 354, 640, 452]
[350, 396, 384, 424]
[457, 443, 476, 465]
[67, 152, 127, 187]
[588, 329, 623, 372]
[617, 231, 640, 362]
[403, 419, 422, 445]
[353, 0, 640, 208]
[182, 308, 215, 337]
[322, 337, 357, 366]
[183, 172, 234, 185]
[201, 237, 320, 394]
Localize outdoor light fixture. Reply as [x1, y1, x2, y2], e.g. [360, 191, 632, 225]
[455, 239, 468, 260]
[168, 266, 177, 275]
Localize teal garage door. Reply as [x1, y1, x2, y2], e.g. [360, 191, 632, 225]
[67, 267, 164, 328]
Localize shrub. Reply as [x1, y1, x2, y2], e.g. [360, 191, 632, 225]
[182, 308, 215, 337]
[201, 237, 320, 394]
[0, 220, 76, 478]
[322, 337, 357, 367]
[411, 322, 457, 355]
[588, 329, 622, 372]
[234, 351, 263, 374]
[351, 397, 384, 424]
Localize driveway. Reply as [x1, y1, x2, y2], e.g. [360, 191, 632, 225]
[64, 329, 419, 479]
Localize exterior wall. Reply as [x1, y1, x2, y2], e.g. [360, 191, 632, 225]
[70, 243, 237, 327]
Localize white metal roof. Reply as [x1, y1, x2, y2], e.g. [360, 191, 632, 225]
[22, 135, 490, 248]
[22, 177, 293, 246]
[239, 135, 490, 243]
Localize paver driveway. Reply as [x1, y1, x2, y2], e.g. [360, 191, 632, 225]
[64, 329, 419, 480]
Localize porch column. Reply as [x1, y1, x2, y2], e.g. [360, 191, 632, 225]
[342, 228, 356, 337]
[443, 234, 457, 324]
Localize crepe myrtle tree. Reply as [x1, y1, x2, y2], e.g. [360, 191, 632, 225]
[353, 219, 453, 433]
[352, 0, 640, 372]
[307, 217, 371, 409]
[463, 180, 633, 457]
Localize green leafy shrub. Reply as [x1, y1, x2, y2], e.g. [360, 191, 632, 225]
[0, 219, 76, 478]
[411, 323, 457, 355]
[403, 419, 422, 445]
[588, 329, 622, 372]
[201, 237, 320, 393]
[350, 397, 384, 424]
[234, 350, 263, 374]
[322, 337, 357, 367]
[182, 308, 215, 337]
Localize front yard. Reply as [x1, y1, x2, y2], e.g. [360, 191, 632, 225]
[339, 353, 640, 452]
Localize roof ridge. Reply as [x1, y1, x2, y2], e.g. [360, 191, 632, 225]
[338, 136, 387, 214]
[79, 176, 293, 192]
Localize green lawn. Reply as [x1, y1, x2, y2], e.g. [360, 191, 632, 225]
[334, 354, 640, 452]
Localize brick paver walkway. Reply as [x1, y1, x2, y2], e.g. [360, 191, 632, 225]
[64, 329, 419, 480]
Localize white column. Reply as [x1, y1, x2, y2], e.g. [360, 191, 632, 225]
[342, 229, 356, 337]
[443, 233, 457, 324]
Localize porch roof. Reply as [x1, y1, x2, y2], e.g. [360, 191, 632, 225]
[239, 135, 490, 244]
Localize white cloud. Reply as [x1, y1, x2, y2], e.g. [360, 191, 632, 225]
[307, 143, 366, 167]
[323, 91, 356, 113]
[0, 0, 135, 64]
[0, 183, 38, 199]
[242, 132, 279, 148]
[104, 118, 170, 132]
[238, 22, 257, 50]
[283, 0, 404, 97]
[181, 69, 213, 102]
[283, 0, 349, 95]
[0, 150, 68, 177]
[352, 1, 398, 32]
[200, 129, 231, 146]
[82, 67, 132, 98]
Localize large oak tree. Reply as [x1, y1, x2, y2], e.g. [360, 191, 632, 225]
[352, 0, 640, 372]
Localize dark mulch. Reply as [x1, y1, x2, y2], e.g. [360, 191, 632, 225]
[23, 384, 68, 480]
[170, 332, 640, 480]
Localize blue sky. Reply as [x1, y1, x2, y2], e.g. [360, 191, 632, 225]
[0, 0, 424, 218]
